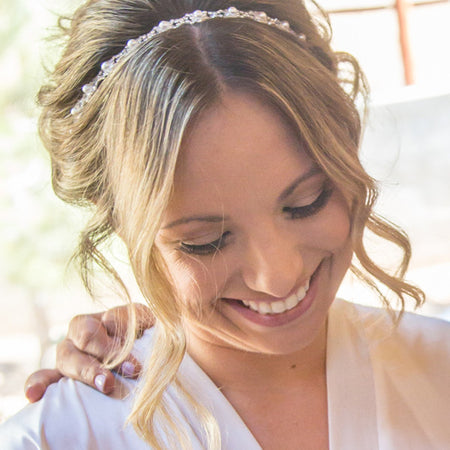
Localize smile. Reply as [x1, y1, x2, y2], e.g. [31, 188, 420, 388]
[240, 279, 310, 315]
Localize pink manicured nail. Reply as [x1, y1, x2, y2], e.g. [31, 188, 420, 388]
[121, 361, 135, 378]
[94, 374, 106, 392]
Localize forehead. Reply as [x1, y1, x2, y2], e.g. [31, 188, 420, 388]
[175, 92, 312, 186]
[163, 92, 315, 220]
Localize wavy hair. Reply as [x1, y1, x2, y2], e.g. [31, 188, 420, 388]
[38, 0, 424, 447]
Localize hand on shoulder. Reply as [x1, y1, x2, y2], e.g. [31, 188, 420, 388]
[25, 303, 154, 402]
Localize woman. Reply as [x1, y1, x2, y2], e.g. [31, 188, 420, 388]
[1, 0, 449, 448]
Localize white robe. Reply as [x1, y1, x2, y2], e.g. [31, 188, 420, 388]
[1, 299, 449, 449]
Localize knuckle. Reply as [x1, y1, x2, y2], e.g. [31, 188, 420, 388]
[68, 314, 88, 330]
[76, 330, 96, 352]
[56, 339, 71, 360]
[79, 362, 96, 384]
[72, 317, 103, 352]
[55, 340, 76, 373]
[101, 307, 122, 324]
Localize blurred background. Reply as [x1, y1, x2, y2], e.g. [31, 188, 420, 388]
[1, 0, 449, 421]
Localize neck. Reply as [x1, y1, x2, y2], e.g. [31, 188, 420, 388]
[185, 322, 327, 393]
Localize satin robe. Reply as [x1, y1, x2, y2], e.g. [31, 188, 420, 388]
[1, 299, 448, 449]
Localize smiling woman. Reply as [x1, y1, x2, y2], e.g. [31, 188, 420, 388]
[156, 92, 353, 361]
[0, 0, 449, 449]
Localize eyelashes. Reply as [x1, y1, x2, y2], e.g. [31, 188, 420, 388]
[282, 187, 333, 219]
[179, 231, 231, 256]
[178, 186, 334, 256]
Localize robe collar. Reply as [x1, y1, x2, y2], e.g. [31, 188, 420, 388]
[326, 299, 380, 450]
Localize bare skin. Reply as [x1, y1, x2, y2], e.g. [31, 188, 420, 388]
[153, 92, 351, 447]
[25, 304, 153, 402]
[26, 93, 351, 448]
[25, 306, 328, 449]
[225, 371, 329, 450]
[188, 324, 329, 449]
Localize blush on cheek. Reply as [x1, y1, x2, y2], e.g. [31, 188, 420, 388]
[166, 256, 219, 317]
[333, 215, 352, 249]
[322, 193, 352, 249]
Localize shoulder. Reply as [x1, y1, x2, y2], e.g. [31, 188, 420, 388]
[383, 308, 450, 384]
[0, 332, 158, 449]
[349, 300, 449, 347]
[337, 299, 450, 381]
[0, 377, 146, 449]
[338, 300, 450, 445]
[0, 329, 207, 449]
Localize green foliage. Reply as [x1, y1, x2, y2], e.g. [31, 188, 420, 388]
[0, 0, 84, 290]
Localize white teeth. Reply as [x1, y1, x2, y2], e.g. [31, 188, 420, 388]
[258, 302, 272, 315]
[242, 279, 310, 315]
[248, 301, 258, 310]
[285, 294, 299, 310]
[271, 301, 286, 314]
[296, 286, 306, 301]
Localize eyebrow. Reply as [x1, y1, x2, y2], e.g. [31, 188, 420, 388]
[162, 165, 322, 230]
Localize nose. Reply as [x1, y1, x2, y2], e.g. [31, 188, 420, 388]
[240, 226, 304, 298]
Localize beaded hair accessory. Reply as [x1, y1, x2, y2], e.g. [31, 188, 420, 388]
[70, 6, 306, 116]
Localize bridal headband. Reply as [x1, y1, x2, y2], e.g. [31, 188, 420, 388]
[70, 6, 306, 116]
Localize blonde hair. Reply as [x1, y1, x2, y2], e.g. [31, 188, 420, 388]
[38, 0, 424, 448]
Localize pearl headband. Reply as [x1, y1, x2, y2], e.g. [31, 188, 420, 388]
[70, 6, 306, 116]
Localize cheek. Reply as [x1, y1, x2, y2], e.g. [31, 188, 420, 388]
[314, 194, 352, 251]
[329, 208, 351, 247]
[160, 250, 227, 308]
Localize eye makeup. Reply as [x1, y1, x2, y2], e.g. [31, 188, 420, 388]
[177, 182, 333, 256]
[179, 231, 231, 255]
[282, 185, 333, 219]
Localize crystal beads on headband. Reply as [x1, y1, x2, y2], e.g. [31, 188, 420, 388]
[70, 7, 306, 117]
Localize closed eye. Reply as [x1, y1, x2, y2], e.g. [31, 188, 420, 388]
[283, 187, 333, 219]
[179, 231, 231, 256]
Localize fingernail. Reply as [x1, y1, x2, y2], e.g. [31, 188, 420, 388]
[121, 361, 135, 378]
[94, 374, 106, 393]
[25, 383, 45, 403]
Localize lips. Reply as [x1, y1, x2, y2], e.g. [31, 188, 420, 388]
[222, 262, 322, 328]
[241, 279, 310, 315]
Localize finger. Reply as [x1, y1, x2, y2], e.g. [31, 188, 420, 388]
[24, 369, 63, 403]
[101, 303, 154, 339]
[56, 339, 116, 394]
[66, 312, 103, 341]
[134, 303, 156, 336]
[118, 354, 142, 379]
[101, 307, 145, 377]
[67, 314, 122, 362]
